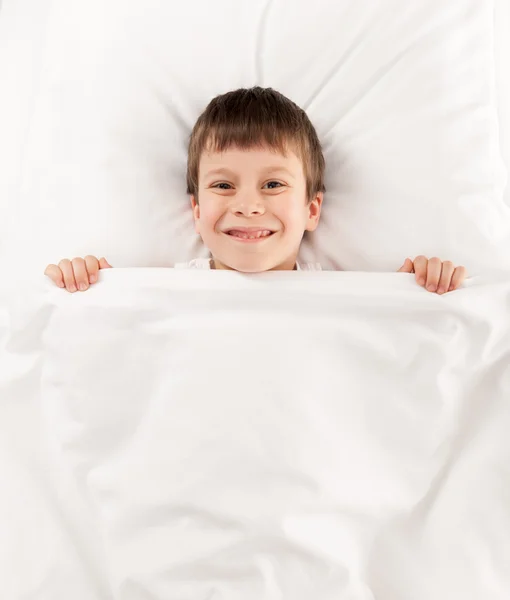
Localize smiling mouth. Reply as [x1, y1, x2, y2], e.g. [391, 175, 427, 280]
[224, 229, 275, 240]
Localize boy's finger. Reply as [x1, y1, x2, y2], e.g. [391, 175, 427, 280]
[72, 257, 89, 291]
[397, 258, 414, 273]
[449, 266, 467, 291]
[85, 255, 100, 283]
[426, 257, 442, 292]
[413, 255, 428, 285]
[58, 259, 77, 292]
[99, 257, 113, 269]
[437, 261, 454, 294]
[44, 264, 65, 288]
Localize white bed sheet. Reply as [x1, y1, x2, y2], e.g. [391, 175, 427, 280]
[1, 269, 509, 599]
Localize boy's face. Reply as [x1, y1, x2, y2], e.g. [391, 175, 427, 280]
[191, 145, 322, 272]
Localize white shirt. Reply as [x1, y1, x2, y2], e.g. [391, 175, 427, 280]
[174, 258, 322, 271]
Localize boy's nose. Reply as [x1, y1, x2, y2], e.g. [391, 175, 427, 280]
[230, 196, 265, 216]
[234, 206, 264, 216]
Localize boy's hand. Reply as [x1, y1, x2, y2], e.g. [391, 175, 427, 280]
[44, 256, 113, 292]
[397, 256, 466, 294]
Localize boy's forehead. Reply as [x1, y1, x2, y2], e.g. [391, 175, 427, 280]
[199, 144, 303, 175]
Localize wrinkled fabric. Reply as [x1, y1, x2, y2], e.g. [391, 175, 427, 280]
[2, 268, 509, 599]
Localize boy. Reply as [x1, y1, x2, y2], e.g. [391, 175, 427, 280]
[44, 86, 466, 293]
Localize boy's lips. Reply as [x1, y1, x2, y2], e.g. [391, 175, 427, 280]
[222, 227, 277, 242]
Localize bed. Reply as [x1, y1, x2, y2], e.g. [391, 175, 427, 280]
[1, 1, 509, 598]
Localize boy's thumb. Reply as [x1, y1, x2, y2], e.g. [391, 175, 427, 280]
[397, 258, 413, 273]
[99, 257, 113, 269]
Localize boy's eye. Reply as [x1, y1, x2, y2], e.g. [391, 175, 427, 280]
[212, 181, 283, 190]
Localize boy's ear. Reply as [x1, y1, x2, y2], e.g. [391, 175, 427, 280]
[191, 195, 200, 233]
[305, 192, 323, 232]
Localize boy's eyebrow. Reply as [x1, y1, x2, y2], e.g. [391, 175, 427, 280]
[204, 167, 295, 178]
[204, 168, 236, 178]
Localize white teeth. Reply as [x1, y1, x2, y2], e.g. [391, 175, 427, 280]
[229, 230, 272, 239]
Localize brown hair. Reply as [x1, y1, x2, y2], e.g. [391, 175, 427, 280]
[186, 86, 326, 202]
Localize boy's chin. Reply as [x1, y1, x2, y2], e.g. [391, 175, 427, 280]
[216, 259, 270, 273]
[213, 255, 294, 273]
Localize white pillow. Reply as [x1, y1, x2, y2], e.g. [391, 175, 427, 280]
[1, 0, 509, 276]
[494, 0, 510, 207]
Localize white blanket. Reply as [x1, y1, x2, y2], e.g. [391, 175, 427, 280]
[2, 269, 510, 599]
